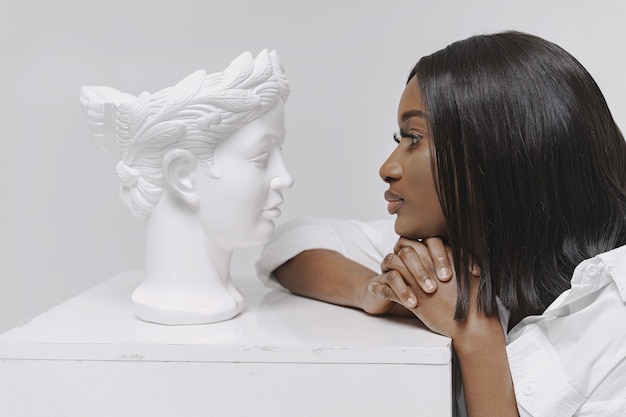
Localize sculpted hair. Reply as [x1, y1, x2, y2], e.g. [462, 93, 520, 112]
[80, 49, 290, 218]
[411, 31, 626, 318]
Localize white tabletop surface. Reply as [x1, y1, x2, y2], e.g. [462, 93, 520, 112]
[0, 271, 451, 365]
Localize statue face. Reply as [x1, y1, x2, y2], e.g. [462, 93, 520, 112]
[195, 100, 293, 248]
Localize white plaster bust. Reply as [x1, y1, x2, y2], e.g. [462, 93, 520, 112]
[80, 50, 292, 325]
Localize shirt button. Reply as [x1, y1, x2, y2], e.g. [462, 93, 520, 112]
[523, 383, 535, 396]
[585, 263, 599, 277]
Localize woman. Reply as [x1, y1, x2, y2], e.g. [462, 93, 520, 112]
[81, 49, 293, 325]
[258, 32, 626, 416]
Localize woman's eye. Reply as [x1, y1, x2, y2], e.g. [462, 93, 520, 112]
[393, 131, 422, 145]
[410, 134, 422, 145]
[249, 153, 269, 167]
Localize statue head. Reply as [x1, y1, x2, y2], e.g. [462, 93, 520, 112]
[79, 50, 292, 324]
[80, 49, 291, 223]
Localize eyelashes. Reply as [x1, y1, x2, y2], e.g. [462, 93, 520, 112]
[393, 130, 423, 145]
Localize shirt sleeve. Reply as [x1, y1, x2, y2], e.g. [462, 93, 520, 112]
[255, 216, 397, 287]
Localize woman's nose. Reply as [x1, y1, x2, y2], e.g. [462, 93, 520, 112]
[379, 151, 402, 183]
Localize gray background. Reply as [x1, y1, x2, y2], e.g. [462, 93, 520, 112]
[1, 0, 625, 332]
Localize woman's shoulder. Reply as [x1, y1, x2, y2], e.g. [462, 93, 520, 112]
[573, 244, 626, 302]
[506, 246, 626, 414]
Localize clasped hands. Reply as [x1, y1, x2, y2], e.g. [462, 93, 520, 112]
[367, 237, 482, 338]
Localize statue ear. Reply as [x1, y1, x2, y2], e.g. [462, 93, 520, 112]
[162, 149, 200, 208]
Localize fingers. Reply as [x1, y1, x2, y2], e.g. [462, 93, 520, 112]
[375, 237, 483, 311]
[368, 278, 405, 307]
[373, 260, 419, 307]
[423, 238, 453, 282]
[394, 237, 453, 282]
[369, 243, 441, 310]
[382, 249, 438, 295]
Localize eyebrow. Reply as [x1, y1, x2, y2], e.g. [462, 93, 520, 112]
[400, 109, 426, 122]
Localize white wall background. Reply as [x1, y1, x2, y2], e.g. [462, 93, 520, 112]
[1, 0, 625, 333]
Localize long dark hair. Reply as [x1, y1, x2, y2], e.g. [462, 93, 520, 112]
[411, 31, 626, 319]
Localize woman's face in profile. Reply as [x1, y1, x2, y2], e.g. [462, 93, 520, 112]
[379, 77, 447, 240]
[194, 100, 293, 249]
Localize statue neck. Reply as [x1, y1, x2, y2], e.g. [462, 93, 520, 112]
[143, 196, 233, 287]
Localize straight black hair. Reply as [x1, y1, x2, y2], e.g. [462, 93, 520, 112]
[410, 31, 626, 319]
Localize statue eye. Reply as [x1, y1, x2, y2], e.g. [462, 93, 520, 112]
[249, 153, 269, 167]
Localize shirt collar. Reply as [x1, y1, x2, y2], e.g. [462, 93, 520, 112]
[502, 244, 626, 336]
[519, 244, 626, 321]
[597, 244, 626, 303]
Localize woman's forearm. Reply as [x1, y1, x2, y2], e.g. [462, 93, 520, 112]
[454, 318, 519, 417]
[273, 249, 411, 316]
[273, 249, 377, 308]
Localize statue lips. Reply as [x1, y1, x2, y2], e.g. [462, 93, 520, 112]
[262, 197, 285, 219]
[262, 207, 282, 219]
[384, 190, 403, 215]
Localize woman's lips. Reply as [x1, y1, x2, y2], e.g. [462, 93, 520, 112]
[384, 190, 403, 215]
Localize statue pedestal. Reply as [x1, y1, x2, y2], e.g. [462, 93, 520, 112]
[0, 271, 452, 417]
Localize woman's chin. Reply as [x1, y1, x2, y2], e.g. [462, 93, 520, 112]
[393, 219, 447, 241]
[393, 222, 422, 240]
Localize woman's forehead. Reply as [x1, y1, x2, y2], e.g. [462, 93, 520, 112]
[398, 77, 426, 123]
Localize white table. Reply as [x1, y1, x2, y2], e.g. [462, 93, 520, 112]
[0, 271, 453, 417]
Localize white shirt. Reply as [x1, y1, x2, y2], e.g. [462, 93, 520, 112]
[256, 217, 626, 416]
[256, 216, 399, 287]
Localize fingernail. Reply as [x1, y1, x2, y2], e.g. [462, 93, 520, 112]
[425, 278, 435, 291]
[439, 267, 451, 278]
[407, 296, 417, 307]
